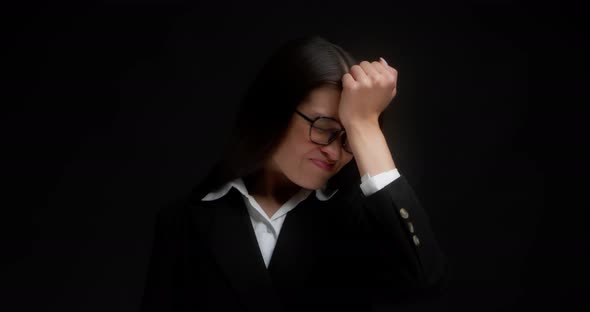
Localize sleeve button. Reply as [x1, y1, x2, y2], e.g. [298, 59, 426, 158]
[412, 235, 420, 246]
[399, 208, 409, 219]
[407, 222, 414, 233]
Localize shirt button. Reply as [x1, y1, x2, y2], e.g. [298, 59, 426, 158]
[412, 235, 420, 246]
[399, 208, 409, 219]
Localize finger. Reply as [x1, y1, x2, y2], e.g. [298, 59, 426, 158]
[372, 60, 388, 75]
[359, 60, 382, 81]
[350, 64, 371, 85]
[380, 57, 397, 76]
[372, 62, 395, 94]
[341, 72, 356, 89]
[379, 57, 398, 84]
[379, 58, 398, 97]
[373, 60, 397, 83]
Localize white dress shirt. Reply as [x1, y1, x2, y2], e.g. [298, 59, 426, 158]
[201, 168, 401, 268]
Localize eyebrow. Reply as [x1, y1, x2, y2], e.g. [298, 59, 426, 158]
[311, 112, 340, 122]
[310, 113, 345, 130]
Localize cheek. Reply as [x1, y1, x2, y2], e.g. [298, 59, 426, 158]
[290, 124, 314, 152]
[278, 127, 313, 161]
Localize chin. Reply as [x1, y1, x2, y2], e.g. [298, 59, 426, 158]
[290, 169, 329, 190]
[298, 178, 327, 191]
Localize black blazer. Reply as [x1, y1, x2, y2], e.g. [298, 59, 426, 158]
[139, 175, 449, 312]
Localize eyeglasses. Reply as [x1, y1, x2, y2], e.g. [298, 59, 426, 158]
[295, 110, 353, 154]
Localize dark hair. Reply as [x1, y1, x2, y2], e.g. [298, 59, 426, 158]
[191, 34, 385, 201]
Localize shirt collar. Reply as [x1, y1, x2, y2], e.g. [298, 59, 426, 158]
[200, 177, 338, 202]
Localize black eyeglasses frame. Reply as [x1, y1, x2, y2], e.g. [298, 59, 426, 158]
[294, 110, 352, 154]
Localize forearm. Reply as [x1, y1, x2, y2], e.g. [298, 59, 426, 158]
[345, 120, 396, 178]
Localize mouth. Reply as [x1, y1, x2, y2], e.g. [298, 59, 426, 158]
[310, 159, 335, 171]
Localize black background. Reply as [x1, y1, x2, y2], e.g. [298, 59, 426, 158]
[2, 0, 587, 311]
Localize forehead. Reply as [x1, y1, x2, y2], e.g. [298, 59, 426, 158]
[299, 86, 342, 118]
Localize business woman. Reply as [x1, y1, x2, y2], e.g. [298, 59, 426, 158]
[139, 35, 449, 312]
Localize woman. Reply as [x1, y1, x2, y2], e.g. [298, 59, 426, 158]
[140, 35, 449, 312]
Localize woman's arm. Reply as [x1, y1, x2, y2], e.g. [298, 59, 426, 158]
[343, 118, 449, 304]
[339, 58, 449, 304]
[353, 173, 450, 304]
[345, 120, 396, 178]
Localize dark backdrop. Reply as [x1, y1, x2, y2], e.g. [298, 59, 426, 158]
[2, 1, 587, 311]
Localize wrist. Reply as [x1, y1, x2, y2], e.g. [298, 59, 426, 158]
[343, 118, 381, 135]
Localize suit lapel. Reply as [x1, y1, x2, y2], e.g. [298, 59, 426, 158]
[194, 187, 284, 312]
[268, 194, 322, 305]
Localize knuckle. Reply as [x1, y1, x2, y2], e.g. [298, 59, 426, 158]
[377, 78, 390, 88]
[386, 73, 396, 83]
[384, 72, 395, 82]
[360, 79, 372, 88]
[344, 82, 357, 91]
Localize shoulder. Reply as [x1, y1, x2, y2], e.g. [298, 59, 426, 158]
[150, 196, 189, 240]
[148, 196, 223, 252]
[153, 193, 213, 232]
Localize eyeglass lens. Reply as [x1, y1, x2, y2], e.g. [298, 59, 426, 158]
[311, 118, 352, 153]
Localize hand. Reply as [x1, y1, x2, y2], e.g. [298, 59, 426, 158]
[339, 57, 398, 128]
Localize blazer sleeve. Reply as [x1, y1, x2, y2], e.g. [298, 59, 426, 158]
[348, 174, 450, 304]
[139, 198, 189, 312]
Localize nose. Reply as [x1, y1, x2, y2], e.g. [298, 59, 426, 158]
[319, 133, 345, 160]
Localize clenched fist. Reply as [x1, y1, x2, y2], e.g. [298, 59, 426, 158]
[339, 57, 398, 128]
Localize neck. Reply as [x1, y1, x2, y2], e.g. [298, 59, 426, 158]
[243, 168, 301, 205]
